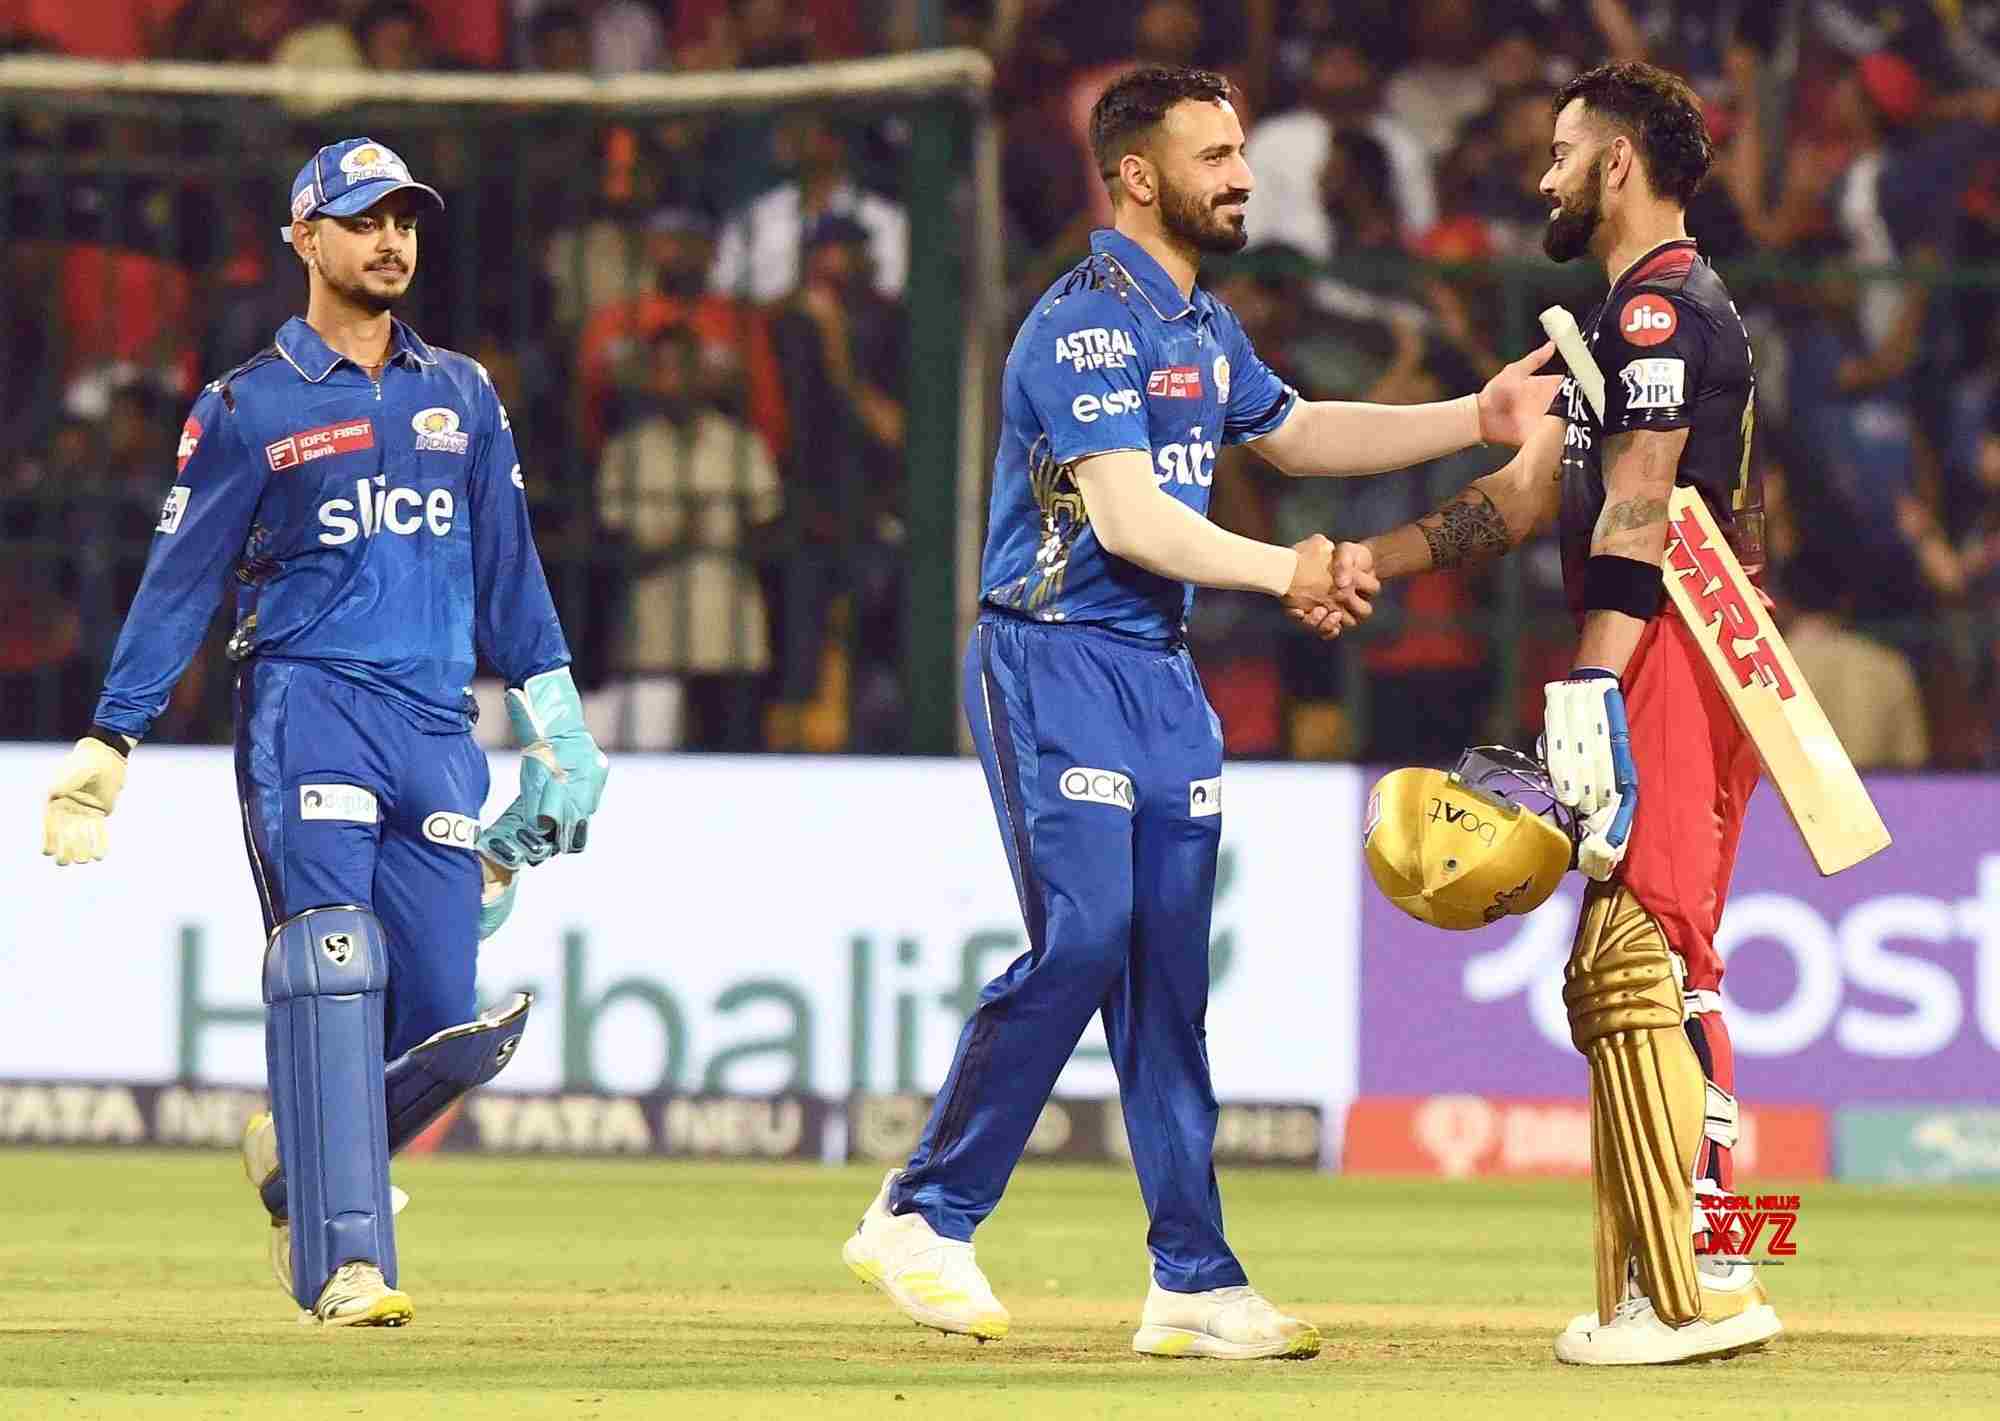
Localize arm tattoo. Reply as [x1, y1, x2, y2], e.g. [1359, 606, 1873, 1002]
[1418, 488, 1511, 571]
[1594, 494, 1670, 541]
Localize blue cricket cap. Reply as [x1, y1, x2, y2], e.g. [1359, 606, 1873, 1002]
[282, 137, 443, 243]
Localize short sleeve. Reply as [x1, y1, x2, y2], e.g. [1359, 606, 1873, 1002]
[1019, 300, 1152, 463]
[1595, 290, 1710, 436]
[1219, 313, 1298, 445]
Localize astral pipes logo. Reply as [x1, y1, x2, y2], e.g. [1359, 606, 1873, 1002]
[1698, 1192, 1801, 1262]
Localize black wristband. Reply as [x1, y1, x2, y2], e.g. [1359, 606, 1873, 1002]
[1582, 554, 1664, 620]
[84, 726, 131, 759]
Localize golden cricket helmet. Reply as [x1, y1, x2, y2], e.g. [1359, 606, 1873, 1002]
[1364, 745, 1576, 931]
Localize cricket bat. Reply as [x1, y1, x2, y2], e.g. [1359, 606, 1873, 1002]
[1538, 305, 1892, 875]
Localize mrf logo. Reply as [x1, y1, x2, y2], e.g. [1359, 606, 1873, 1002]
[1698, 1193, 1801, 1260]
[1666, 506, 1796, 699]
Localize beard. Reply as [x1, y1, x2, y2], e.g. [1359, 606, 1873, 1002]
[1160, 173, 1249, 255]
[324, 261, 410, 314]
[1543, 155, 1605, 263]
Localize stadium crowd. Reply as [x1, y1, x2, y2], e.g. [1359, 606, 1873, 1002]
[1, 0, 1997, 765]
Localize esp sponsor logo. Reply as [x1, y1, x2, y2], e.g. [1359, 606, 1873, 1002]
[1060, 766, 1135, 811]
[156, 485, 191, 535]
[1054, 326, 1138, 372]
[1156, 426, 1216, 487]
[422, 810, 480, 851]
[1665, 505, 1795, 699]
[1620, 357, 1686, 411]
[317, 480, 457, 546]
[176, 416, 201, 472]
[412, 406, 470, 454]
[1619, 293, 1677, 347]
[1070, 389, 1141, 423]
[1189, 776, 1221, 817]
[1147, 365, 1203, 399]
[299, 782, 379, 823]
[266, 419, 375, 471]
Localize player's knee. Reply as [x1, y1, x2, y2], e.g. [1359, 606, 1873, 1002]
[1045, 901, 1133, 988]
[264, 904, 389, 1005]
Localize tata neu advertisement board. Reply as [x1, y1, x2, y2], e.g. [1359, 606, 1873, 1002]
[6, 749, 1994, 1176]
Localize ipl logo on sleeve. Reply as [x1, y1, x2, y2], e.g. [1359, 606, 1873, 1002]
[412, 407, 470, 454]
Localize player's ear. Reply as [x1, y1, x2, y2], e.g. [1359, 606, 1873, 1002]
[1117, 152, 1155, 207]
[1606, 135, 1634, 194]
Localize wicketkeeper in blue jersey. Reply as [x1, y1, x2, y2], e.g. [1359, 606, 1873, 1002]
[841, 68, 1560, 1358]
[39, 138, 608, 1327]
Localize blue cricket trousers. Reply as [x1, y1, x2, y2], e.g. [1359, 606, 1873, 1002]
[892, 612, 1247, 1292]
[234, 658, 488, 1059]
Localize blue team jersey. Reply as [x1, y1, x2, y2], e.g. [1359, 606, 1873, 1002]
[979, 229, 1297, 639]
[93, 316, 568, 739]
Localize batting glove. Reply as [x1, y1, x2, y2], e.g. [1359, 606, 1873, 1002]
[43, 735, 129, 866]
[1542, 668, 1637, 881]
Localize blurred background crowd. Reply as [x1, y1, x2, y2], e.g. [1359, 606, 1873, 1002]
[2, 0, 1997, 767]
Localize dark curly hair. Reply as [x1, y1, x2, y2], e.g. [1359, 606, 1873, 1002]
[1089, 66, 1235, 192]
[1552, 61, 1713, 207]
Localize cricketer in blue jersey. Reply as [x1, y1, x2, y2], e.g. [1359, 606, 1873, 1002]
[39, 138, 609, 1327]
[842, 69, 1561, 1359]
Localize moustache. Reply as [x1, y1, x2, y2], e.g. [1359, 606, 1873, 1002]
[1213, 192, 1250, 210]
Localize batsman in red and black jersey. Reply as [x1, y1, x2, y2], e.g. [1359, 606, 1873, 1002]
[1344, 62, 1781, 1366]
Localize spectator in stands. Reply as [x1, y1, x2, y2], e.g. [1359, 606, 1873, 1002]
[1776, 542, 1931, 769]
[524, 2, 591, 71]
[159, 0, 298, 62]
[710, 116, 909, 301]
[769, 213, 908, 750]
[1248, 37, 1437, 262]
[595, 324, 781, 751]
[516, 0, 668, 74]
[355, 0, 437, 69]
[574, 206, 788, 459]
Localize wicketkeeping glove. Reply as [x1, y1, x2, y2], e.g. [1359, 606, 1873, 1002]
[42, 735, 130, 866]
[477, 853, 518, 940]
[1542, 669, 1637, 881]
[485, 666, 608, 859]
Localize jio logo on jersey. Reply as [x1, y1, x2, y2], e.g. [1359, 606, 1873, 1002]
[1619, 294, 1677, 347]
[317, 480, 457, 545]
[1156, 425, 1216, 487]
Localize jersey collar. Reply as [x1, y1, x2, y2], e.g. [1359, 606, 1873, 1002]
[1610, 238, 1698, 295]
[1089, 229, 1208, 324]
[274, 315, 440, 383]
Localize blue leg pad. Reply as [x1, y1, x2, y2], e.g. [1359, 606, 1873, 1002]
[264, 905, 396, 1306]
[383, 993, 533, 1149]
[257, 994, 532, 1220]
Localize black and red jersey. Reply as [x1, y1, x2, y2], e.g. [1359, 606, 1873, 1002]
[1550, 238, 1757, 615]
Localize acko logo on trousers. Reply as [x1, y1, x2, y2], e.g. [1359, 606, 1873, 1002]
[422, 811, 479, 850]
[1060, 767, 1135, 811]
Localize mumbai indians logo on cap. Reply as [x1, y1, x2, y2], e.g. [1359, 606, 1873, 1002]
[340, 143, 411, 185]
[412, 406, 469, 454]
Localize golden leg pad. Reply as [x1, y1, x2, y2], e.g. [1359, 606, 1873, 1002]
[1565, 881, 1706, 1329]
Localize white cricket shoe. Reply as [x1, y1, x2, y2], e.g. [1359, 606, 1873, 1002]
[842, 1170, 1010, 1340]
[1132, 1281, 1322, 1360]
[1555, 1266, 1780, 1365]
[309, 1262, 413, 1328]
[241, 1111, 408, 1299]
